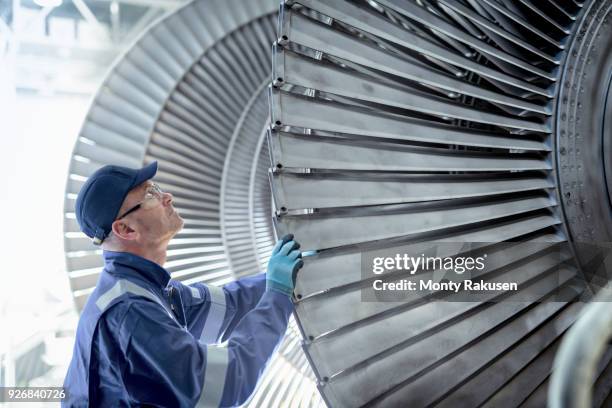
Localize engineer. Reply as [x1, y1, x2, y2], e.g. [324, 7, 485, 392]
[63, 161, 303, 407]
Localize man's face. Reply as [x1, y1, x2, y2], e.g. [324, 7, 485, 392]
[114, 180, 184, 246]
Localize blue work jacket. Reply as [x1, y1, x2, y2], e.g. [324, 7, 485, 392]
[63, 250, 293, 407]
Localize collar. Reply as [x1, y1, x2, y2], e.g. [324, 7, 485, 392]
[102, 250, 171, 289]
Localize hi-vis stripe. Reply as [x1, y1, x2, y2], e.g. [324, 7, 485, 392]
[197, 344, 230, 407]
[97, 279, 230, 407]
[200, 285, 227, 344]
[96, 279, 178, 324]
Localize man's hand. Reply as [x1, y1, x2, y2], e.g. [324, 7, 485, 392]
[266, 234, 304, 297]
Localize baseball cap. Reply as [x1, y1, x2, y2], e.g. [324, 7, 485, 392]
[75, 161, 158, 245]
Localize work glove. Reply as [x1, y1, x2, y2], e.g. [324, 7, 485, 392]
[266, 234, 304, 297]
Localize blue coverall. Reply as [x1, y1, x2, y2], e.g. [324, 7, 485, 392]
[63, 250, 293, 407]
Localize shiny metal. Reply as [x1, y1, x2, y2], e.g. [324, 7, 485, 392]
[549, 286, 612, 408]
[270, 0, 612, 406]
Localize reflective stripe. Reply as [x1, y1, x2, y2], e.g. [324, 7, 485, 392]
[190, 286, 201, 299]
[199, 285, 227, 344]
[196, 344, 229, 408]
[96, 279, 177, 323]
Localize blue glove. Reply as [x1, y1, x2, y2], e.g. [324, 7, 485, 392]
[266, 234, 304, 297]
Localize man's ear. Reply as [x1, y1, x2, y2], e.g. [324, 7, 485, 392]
[111, 219, 138, 241]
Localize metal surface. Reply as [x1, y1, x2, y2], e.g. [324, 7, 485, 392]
[549, 286, 612, 408]
[269, 0, 612, 406]
[555, 0, 612, 286]
[62, 0, 322, 406]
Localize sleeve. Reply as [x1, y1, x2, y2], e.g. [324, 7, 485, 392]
[218, 273, 267, 342]
[219, 290, 293, 407]
[122, 291, 293, 408]
[171, 273, 267, 344]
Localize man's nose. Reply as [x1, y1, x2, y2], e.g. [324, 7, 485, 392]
[162, 191, 173, 206]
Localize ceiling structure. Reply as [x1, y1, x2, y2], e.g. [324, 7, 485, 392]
[1, 0, 186, 95]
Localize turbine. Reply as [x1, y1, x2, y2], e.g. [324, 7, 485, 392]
[268, 0, 612, 406]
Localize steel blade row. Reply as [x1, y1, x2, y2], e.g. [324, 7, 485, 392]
[268, 0, 586, 406]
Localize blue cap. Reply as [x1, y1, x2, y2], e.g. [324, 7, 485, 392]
[75, 161, 158, 245]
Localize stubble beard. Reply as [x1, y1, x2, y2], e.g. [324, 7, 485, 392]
[171, 211, 184, 236]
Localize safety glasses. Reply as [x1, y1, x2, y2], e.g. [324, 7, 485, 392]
[116, 183, 163, 220]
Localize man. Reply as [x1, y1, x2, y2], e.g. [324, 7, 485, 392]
[63, 161, 303, 407]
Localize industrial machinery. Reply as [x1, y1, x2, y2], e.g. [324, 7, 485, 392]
[64, 0, 612, 406]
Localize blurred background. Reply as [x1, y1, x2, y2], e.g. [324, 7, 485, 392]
[0, 0, 184, 398]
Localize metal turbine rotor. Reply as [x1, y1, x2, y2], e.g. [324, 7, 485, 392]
[268, 0, 612, 406]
